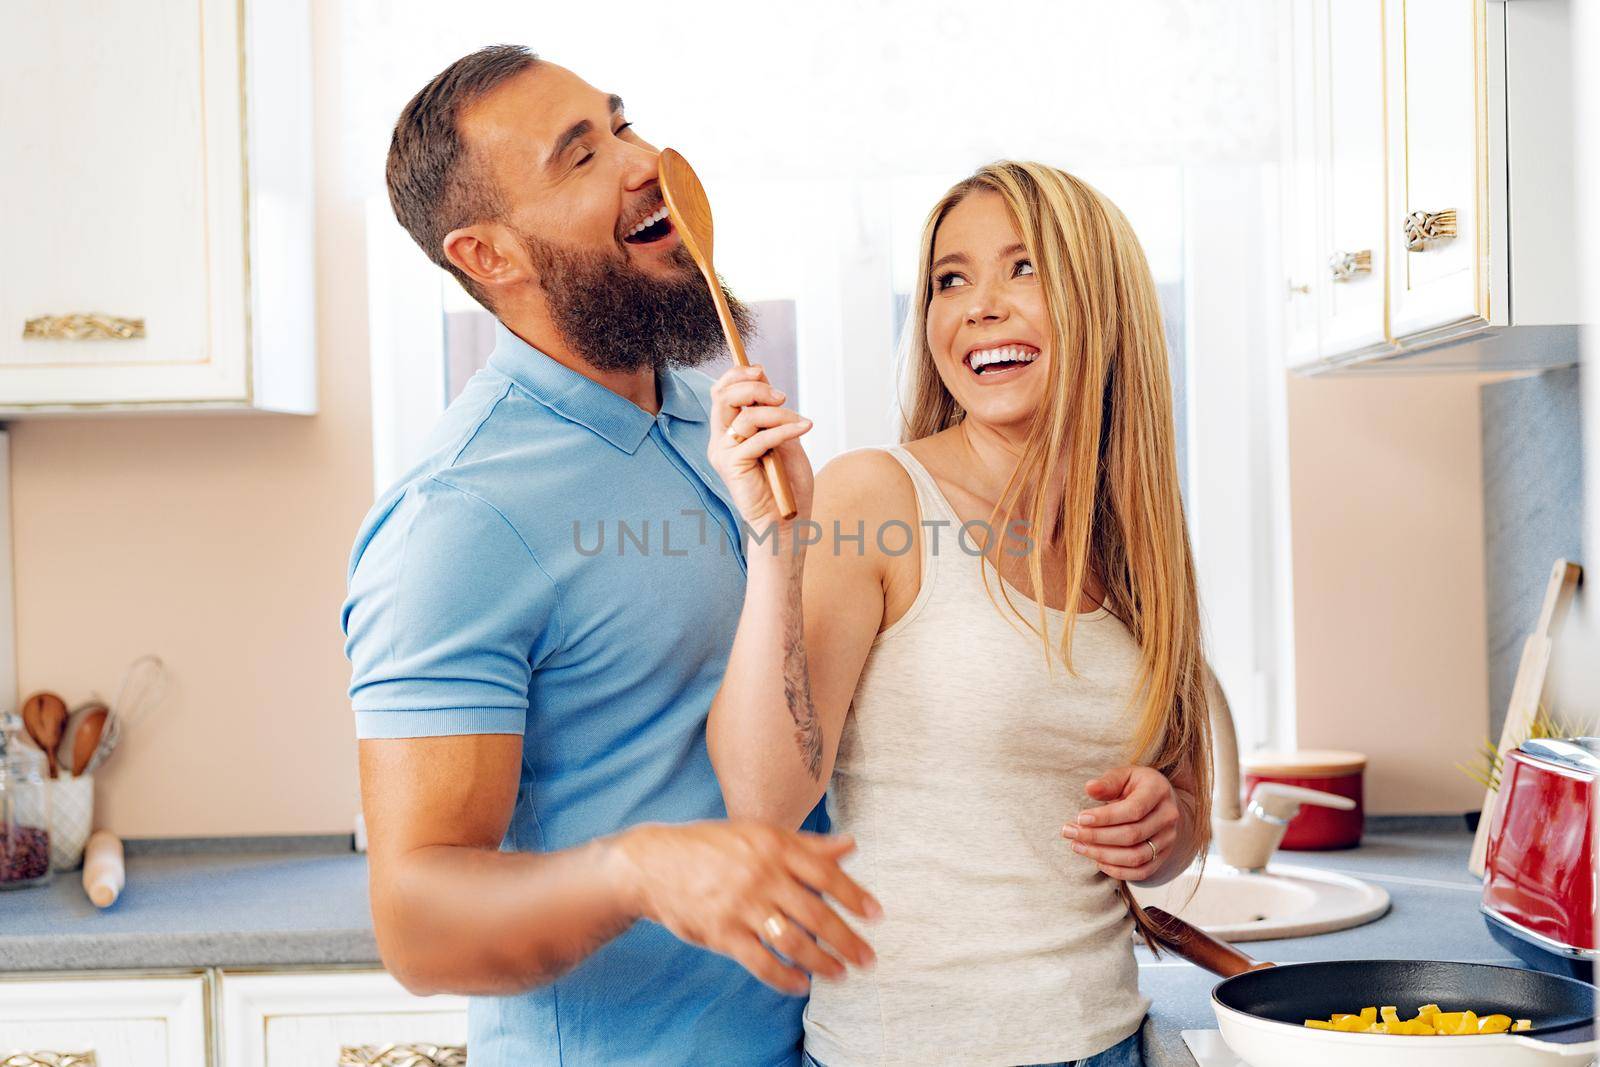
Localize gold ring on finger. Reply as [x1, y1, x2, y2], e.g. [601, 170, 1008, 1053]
[762, 913, 787, 942]
[1145, 839, 1159, 863]
[726, 426, 745, 444]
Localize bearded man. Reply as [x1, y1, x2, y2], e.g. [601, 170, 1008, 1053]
[341, 45, 877, 1067]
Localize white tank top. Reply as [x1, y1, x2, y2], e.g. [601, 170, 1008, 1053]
[803, 446, 1150, 1067]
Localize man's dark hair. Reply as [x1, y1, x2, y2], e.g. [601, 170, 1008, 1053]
[386, 44, 540, 308]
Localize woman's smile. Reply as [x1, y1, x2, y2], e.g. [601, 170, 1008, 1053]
[963, 340, 1041, 382]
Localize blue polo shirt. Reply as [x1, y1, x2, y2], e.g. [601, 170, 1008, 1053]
[342, 322, 812, 1067]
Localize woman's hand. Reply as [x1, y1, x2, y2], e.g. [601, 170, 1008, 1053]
[1062, 765, 1184, 882]
[707, 365, 815, 533]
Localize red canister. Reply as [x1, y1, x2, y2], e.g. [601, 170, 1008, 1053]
[1242, 750, 1366, 850]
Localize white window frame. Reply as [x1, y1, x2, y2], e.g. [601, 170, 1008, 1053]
[1182, 163, 1298, 755]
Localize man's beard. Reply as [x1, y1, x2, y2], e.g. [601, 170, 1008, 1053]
[523, 232, 754, 374]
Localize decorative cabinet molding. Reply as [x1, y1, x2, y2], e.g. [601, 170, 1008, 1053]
[338, 1044, 467, 1067]
[0, 975, 208, 1067]
[0, 0, 315, 415]
[1279, 0, 1584, 374]
[0, 969, 468, 1067]
[221, 971, 468, 1067]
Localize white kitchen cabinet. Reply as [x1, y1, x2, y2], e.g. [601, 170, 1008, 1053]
[1317, 0, 1388, 357]
[0, 973, 209, 1066]
[1384, 0, 1484, 343]
[1279, 0, 1323, 366]
[0, 0, 315, 415]
[221, 971, 467, 1067]
[1280, 0, 1584, 373]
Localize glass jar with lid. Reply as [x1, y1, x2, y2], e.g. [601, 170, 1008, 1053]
[0, 710, 52, 889]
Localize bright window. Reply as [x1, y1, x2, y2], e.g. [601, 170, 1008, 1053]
[357, 1, 1293, 755]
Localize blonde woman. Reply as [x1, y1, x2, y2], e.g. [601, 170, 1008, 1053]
[703, 162, 1213, 1067]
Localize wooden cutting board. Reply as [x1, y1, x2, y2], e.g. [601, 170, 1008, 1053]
[1468, 558, 1582, 876]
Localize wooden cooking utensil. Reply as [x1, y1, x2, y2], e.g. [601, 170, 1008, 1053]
[657, 147, 797, 521]
[1469, 558, 1582, 876]
[54, 700, 106, 778]
[20, 690, 68, 778]
[67, 703, 109, 778]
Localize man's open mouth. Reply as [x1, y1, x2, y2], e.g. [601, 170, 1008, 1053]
[964, 343, 1041, 375]
[623, 205, 675, 245]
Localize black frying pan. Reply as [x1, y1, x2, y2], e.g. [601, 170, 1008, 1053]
[1144, 907, 1597, 1067]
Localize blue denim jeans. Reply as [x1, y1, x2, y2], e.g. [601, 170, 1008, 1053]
[802, 1026, 1144, 1067]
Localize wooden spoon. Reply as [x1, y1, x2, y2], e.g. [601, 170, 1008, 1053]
[657, 147, 798, 520]
[20, 690, 68, 778]
[66, 702, 110, 778]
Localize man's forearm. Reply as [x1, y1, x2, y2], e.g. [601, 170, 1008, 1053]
[375, 834, 639, 996]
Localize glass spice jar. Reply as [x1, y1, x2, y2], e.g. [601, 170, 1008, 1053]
[0, 710, 52, 889]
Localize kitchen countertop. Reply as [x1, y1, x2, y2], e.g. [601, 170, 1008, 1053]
[0, 820, 1505, 1067]
[0, 835, 374, 971]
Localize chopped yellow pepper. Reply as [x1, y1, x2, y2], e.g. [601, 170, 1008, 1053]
[1302, 1005, 1538, 1036]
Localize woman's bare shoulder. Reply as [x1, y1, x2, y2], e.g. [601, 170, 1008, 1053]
[814, 447, 917, 524]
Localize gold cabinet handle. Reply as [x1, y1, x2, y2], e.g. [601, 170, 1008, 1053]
[21, 314, 145, 341]
[0, 1053, 98, 1067]
[338, 1045, 466, 1067]
[1327, 249, 1373, 282]
[1402, 209, 1458, 252]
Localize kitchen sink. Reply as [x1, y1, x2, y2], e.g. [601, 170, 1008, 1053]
[1131, 863, 1391, 941]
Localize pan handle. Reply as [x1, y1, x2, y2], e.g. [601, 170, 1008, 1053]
[1142, 907, 1276, 979]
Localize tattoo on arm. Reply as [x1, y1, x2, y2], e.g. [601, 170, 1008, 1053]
[782, 565, 824, 782]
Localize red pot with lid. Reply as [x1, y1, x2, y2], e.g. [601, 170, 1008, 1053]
[1241, 749, 1366, 850]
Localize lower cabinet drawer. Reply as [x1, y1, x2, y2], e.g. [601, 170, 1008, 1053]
[0, 974, 209, 1067]
[221, 971, 467, 1067]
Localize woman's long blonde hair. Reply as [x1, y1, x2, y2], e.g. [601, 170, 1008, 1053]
[901, 161, 1212, 947]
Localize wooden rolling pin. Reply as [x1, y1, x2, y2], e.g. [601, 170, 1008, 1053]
[82, 830, 124, 908]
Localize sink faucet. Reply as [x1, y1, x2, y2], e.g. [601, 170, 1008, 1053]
[1204, 670, 1357, 873]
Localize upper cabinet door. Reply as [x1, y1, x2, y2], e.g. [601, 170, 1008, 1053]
[1280, 0, 1323, 367]
[0, 0, 314, 415]
[1385, 0, 1484, 342]
[1317, 0, 1388, 356]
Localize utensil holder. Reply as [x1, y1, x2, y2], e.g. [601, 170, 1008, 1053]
[47, 774, 94, 871]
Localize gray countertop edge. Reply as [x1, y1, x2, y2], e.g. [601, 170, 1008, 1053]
[0, 929, 379, 973]
[120, 833, 357, 857]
